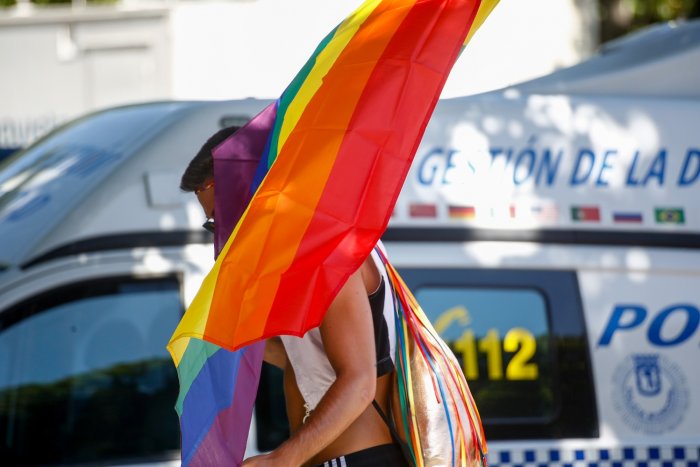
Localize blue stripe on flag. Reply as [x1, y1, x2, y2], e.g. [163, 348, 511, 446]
[180, 345, 244, 465]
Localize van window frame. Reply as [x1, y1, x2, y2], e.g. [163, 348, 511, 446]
[0, 273, 184, 465]
[397, 266, 599, 440]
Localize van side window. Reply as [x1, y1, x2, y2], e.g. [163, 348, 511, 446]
[401, 268, 598, 440]
[416, 287, 554, 420]
[0, 276, 182, 465]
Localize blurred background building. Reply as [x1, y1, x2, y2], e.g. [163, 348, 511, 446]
[1, 0, 598, 154]
[0, 0, 698, 154]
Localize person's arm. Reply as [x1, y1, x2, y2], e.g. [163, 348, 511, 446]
[264, 337, 287, 369]
[243, 268, 377, 466]
[283, 360, 306, 434]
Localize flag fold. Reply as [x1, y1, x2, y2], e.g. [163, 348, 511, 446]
[168, 1, 499, 465]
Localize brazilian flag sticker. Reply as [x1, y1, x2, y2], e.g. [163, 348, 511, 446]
[654, 208, 685, 224]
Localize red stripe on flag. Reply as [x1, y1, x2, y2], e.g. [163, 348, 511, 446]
[203, 1, 407, 343]
[263, 0, 479, 337]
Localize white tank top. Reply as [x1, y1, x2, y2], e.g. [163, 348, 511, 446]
[280, 243, 396, 413]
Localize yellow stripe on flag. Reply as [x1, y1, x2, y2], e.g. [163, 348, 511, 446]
[277, 0, 382, 155]
[463, 0, 499, 45]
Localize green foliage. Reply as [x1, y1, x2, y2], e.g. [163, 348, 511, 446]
[631, 0, 698, 21]
[599, 0, 700, 42]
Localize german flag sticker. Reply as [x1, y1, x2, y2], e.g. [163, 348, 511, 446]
[448, 205, 476, 220]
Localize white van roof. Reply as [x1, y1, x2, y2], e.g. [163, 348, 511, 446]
[393, 20, 700, 236]
[0, 99, 269, 272]
[512, 19, 700, 98]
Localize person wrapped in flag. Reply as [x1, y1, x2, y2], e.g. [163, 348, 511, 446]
[169, 0, 499, 465]
[182, 133, 406, 464]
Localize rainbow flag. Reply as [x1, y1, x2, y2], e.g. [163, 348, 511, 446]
[168, 1, 499, 465]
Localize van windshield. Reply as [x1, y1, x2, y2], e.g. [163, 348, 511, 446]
[0, 276, 182, 465]
[0, 103, 188, 199]
[0, 103, 191, 267]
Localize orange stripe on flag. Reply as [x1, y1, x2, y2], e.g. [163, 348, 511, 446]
[204, 0, 410, 345]
[265, 0, 479, 337]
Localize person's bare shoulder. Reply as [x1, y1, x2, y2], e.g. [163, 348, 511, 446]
[359, 254, 381, 296]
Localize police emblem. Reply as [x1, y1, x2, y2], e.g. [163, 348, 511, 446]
[612, 354, 689, 434]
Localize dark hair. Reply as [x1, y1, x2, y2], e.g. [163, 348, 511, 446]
[180, 125, 241, 192]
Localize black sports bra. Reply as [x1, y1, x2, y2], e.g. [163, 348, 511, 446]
[368, 277, 394, 377]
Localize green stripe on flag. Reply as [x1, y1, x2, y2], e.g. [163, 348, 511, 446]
[174, 339, 222, 416]
[267, 24, 340, 167]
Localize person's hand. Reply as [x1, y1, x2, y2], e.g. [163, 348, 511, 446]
[241, 454, 270, 466]
[242, 452, 293, 467]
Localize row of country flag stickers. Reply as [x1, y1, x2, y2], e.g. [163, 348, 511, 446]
[402, 204, 686, 225]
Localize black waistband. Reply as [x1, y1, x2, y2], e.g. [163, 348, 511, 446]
[315, 443, 408, 467]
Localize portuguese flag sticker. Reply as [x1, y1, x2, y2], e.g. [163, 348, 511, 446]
[571, 206, 601, 222]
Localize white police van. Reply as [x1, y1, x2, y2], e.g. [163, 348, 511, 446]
[1, 20, 699, 467]
[391, 20, 700, 467]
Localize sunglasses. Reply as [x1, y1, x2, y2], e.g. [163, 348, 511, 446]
[196, 180, 216, 233]
[195, 180, 215, 195]
[202, 217, 215, 234]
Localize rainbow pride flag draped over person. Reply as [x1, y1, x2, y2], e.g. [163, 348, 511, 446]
[168, 0, 499, 465]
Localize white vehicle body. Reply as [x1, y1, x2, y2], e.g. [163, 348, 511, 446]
[392, 20, 700, 467]
[0, 20, 698, 467]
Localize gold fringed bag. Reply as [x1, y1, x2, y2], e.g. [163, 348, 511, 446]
[376, 249, 487, 467]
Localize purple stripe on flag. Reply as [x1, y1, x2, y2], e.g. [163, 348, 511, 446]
[230, 340, 265, 447]
[180, 346, 242, 465]
[189, 341, 265, 467]
[186, 100, 273, 467]
[212, 103, 277, 254]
